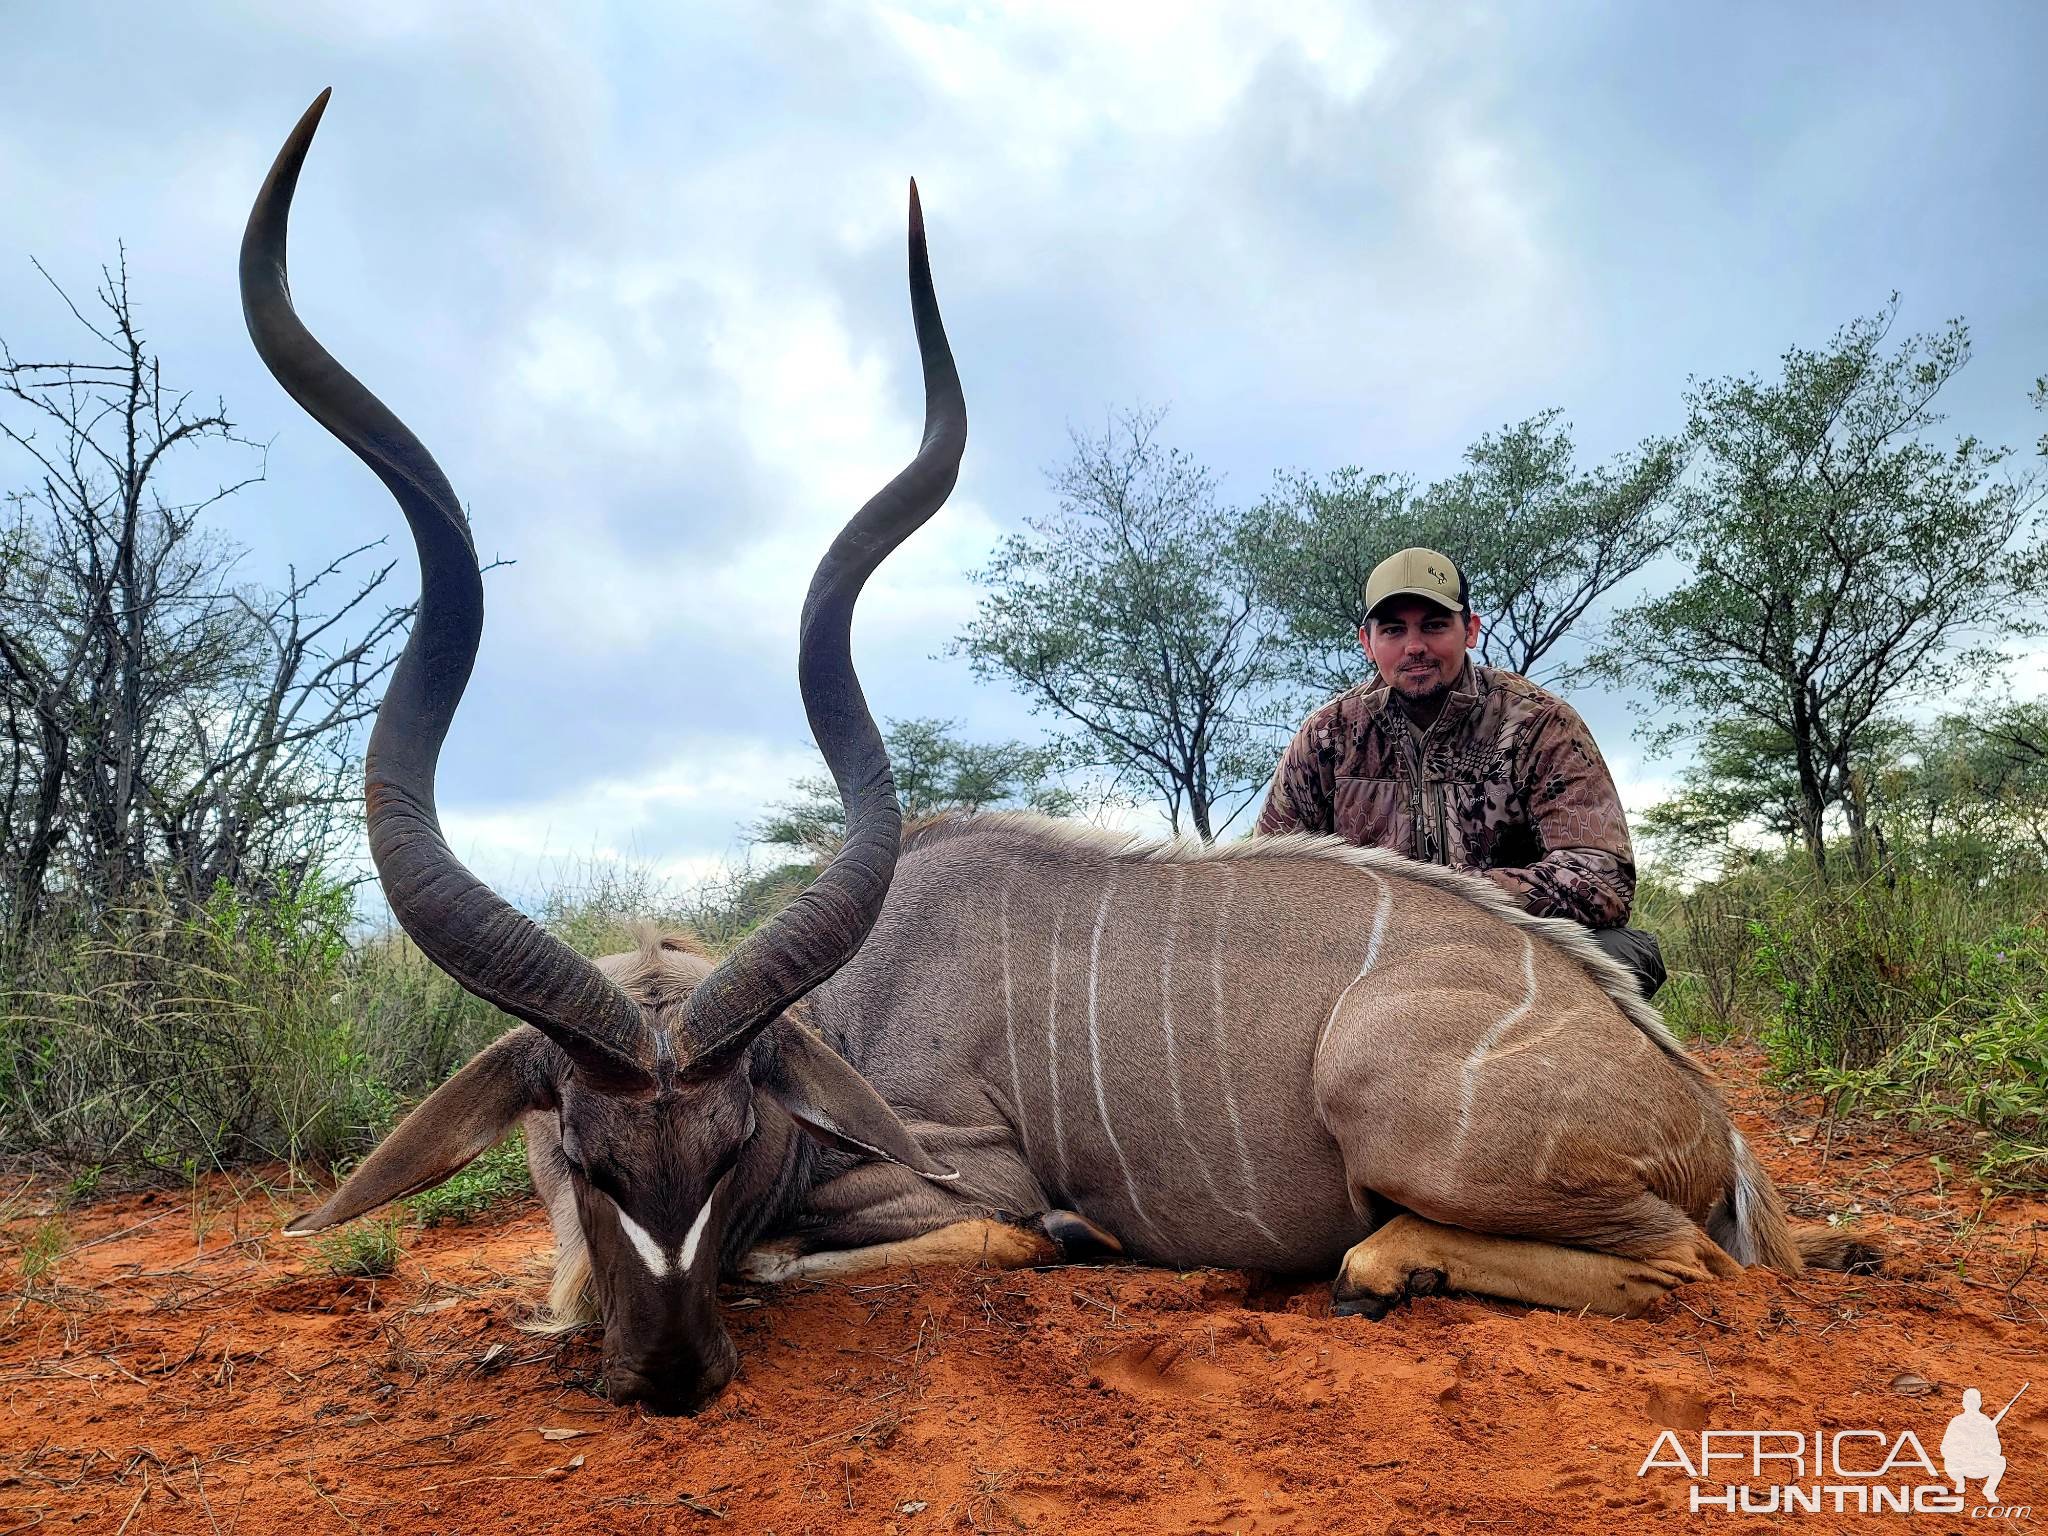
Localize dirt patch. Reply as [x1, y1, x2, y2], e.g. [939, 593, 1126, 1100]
[1, 1046, 2041, 1534]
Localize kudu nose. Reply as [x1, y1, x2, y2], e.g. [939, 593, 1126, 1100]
[606, 1349, 735, 1416]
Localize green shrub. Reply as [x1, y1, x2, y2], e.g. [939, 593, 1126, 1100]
[0, 872, 383, 1171]
[16, 1217, 68, 1288]
[1645, 854, 2048, 1189]
[406, 1134, 533, 1226]
[1749, 873, 1964, 1072]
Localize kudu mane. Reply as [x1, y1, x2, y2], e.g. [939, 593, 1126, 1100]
[900, 811, 1704, 1078]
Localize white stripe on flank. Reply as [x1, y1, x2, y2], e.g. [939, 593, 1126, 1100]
[1044, 896, 1069, 1195]
[1086, 878, 1163, 1242]
[679, 1187, 716, 1272]
[1316, 870, 1392, 1054]
[1209, 868, 1282, 1247]
[1455, 934, 1538, 1141]
[1158, 867, 1229, 1212]
[612, 1197, 673, 1279]
[999, 882, 1033, 1163]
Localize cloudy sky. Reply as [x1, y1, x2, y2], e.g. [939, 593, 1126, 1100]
[6, 2, 2045, 897]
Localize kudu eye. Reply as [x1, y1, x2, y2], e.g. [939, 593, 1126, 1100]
[558, 1129, 588, 1176]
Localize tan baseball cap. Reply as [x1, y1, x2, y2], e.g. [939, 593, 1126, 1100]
[1364, 547, 1467, 618]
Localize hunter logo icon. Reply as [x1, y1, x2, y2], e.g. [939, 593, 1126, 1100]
[1943, 1384, 2026, 1504]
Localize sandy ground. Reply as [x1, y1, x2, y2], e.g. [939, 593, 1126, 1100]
[1, 1045, 2041, 1536]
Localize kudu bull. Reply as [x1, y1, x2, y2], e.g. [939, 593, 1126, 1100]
[250, 93, 1876, 1414]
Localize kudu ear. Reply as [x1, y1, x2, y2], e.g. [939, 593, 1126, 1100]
[283, 1030, 553, 1235]
[763, 1025, 958, 1183]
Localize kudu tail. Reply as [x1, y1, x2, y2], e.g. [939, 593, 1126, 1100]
[1707, 1130, 1810, 1274]
[1709, 1130, 1885, 1276]
[1790, 1224, 1886, 1274]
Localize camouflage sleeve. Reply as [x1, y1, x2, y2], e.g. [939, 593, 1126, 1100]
[1254, 715, 1335, 836]
[1481, 703, 1635, 928]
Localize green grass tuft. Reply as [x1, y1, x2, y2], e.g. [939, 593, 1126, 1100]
[0, 856, 799, 1185]
[316, 1218, 403, 1279]
[17, 1217, 68, 1287]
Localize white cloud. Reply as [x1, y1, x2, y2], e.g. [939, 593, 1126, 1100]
[488, 244, 996, 655]
[1610, 753, 1678, 821]
[439, 735, 823, 890]
[873, 0, 1391, 150]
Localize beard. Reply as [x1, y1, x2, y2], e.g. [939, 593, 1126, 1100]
[1387, 662, 1452, 703]
[1394, 676, 1450, 708]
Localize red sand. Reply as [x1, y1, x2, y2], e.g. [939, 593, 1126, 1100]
[2, 1046, 2041, 1535]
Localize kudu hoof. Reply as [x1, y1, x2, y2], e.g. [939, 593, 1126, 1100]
[1034, 1209, 1123, 1262]
[1331, 1265, 1448, 1320]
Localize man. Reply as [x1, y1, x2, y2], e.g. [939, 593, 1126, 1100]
[1255, 546, 1666, 998]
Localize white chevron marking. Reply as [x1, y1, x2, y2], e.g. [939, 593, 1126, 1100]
[612, 1197, 673, 1279]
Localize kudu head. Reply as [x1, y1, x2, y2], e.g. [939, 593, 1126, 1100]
[243, 91, 965, 1413]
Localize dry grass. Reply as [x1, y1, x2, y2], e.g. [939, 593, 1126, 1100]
[0, 856, 807, 1182]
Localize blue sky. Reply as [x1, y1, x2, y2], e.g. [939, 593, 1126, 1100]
[6, 3, 2045, 894]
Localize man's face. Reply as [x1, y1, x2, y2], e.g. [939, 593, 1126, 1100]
[1360, 598, 1481, 700]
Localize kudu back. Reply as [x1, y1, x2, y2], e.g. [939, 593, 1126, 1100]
[250, 95, 1876, 1415]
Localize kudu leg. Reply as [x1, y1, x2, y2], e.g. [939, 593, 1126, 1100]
[1332, 1213, 1741, 1320]
[741, 1214, 1107, 1282]
[741, 1132, 1121, 1283]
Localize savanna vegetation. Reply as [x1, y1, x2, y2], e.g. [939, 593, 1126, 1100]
[3, 251, 2044, 1288]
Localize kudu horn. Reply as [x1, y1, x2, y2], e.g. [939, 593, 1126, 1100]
[240, 89, 653, 1097]
[680, 179, 968, 1067]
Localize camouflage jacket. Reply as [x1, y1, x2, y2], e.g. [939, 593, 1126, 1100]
[1254, 663, 1636, 928]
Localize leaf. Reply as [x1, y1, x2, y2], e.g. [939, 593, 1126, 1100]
[538, 1428, 585, 1442]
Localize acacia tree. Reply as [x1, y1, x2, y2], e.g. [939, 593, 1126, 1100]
[956, 407, 1294, 839]
[1244, 410, 1681, 692]
[1595, 299, 2048, 874]
[1238, 466, 1423, 696]
[0, 255, 408, 934]
[1637, 717, 1911, 874]
[1422, 411, 1682, 678]
[1897, 702, 2048, 874]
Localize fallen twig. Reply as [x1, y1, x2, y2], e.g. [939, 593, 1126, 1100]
[68, 1211, 172, 1257]
[305, 1475, 359, 1531]
[1671, 1297, 1735, 1334]
[111, 1473, 147, 1536]
[147, 1326, 217, 1377]
[192, 1457, 222, 1536]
